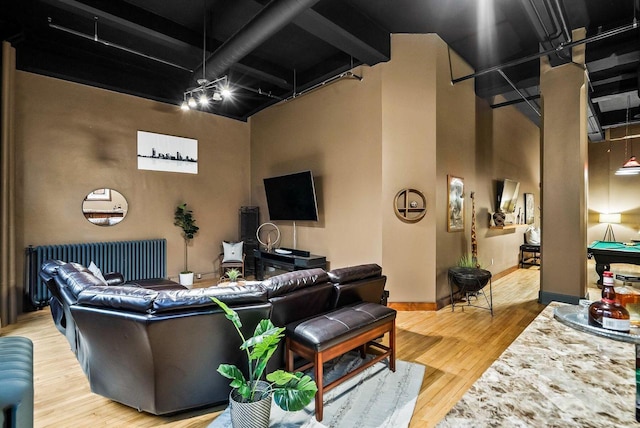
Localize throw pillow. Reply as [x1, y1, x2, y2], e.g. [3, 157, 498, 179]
[88, 261, 108, 285]
[525, 226, 541, 245]
[222, 241, 244, 263]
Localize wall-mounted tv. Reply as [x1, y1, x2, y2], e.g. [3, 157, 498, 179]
[263, 170, 319, 221]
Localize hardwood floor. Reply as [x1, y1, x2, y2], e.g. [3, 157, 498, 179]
[2, 267, 546, 427]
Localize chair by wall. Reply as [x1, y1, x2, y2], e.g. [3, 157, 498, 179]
[219, 241, 245, 278]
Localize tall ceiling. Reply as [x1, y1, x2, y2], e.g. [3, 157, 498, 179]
[2, 0, 639, 141]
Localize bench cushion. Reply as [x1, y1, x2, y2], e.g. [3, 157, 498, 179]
[0, 336, 34, 428]
[286, 302, 396, 351]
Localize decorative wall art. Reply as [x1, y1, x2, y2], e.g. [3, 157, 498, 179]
[394, 188, 427, 223]
[85, 188, 111, 201]
[447, 175, 464, 232]
[524, 193, 535, 225]
[137, 131, 198, 174]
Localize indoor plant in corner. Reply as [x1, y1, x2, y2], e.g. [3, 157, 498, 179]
[212, 297, 317, 428]
[174, 203, 199, 287]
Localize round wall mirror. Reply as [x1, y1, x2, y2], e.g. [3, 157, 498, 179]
[82, 188, 128, 227]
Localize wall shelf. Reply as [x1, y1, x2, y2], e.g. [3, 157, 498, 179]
[489, 224, 524, 230]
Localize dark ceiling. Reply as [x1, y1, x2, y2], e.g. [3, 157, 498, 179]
[2, 0, 639, 141]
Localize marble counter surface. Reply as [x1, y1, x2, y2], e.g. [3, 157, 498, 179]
[437, 302, 638, 427]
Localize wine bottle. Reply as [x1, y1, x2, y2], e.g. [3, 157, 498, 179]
[588, 271, 630, 333]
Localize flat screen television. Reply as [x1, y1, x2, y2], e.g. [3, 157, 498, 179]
[263, 170, 319, 221]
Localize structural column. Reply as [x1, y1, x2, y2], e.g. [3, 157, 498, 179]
[539, 29, 588, 304]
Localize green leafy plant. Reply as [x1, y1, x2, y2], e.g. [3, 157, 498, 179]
[225, 268, 242, 282]
[174, 203, 199, 273]
[457, 254, 481, 268]
[212, 297, 317, 411]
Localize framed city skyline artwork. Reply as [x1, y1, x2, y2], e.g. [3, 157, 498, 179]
[447, 175, 464, 232]
[137, 130, 198, 174]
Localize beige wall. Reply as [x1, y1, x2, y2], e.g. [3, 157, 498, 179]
[539, 30, 589, 302]
[434, 36, 477, 303]
[15, 72, 250, 282]
[476, 99, 541, 275]
[250, 34, 511, 305]
[588, 125, 640, 243]
[249, 65, 384, 268]
[380, 34, 438, 303]
[13, 34, 540, 308]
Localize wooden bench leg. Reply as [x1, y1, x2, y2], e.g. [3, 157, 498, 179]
[315, 350, 324, 421]
[285, 337, 294, 372]
[390, 319, 396, 372]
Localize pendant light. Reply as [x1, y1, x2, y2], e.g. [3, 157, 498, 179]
[615, 94, 640, 175]
[180, 3, 231, 111]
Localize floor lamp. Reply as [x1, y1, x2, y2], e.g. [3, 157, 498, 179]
[599, 213, 621, 242]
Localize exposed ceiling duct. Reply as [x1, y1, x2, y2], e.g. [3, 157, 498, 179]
[195, 0, 321, 85]
[520, 0, 572, 66]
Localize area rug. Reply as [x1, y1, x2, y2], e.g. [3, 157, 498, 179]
[208, 353, 425, 428]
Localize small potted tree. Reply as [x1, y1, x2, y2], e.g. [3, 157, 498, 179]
[212, 297, 317, 428]
[174, 203, 199, 287]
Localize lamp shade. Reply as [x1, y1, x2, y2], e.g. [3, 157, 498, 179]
[615, 156, 640, 175]
[599, 213, 621, 224]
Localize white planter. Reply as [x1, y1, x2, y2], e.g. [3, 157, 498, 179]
[179, 272, 194, 288]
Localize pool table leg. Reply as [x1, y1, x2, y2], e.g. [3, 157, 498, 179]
[595, 262, 609, 286]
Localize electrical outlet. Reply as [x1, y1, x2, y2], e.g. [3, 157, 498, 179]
[491, 258, 494, 265]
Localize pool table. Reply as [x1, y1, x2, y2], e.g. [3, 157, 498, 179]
[587, 240, 640, 285]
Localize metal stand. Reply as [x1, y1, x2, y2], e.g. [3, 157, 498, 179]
[603, 224, 616, 242]
[448, 267, 493, 316]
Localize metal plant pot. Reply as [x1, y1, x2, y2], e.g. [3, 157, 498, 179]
[229, 381, 272, 428]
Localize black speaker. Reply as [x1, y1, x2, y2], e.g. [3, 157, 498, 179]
[239, 207, 259, 275]
[240, 206, 260, 239]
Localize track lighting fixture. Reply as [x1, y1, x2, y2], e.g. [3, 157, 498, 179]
[180, 5, 232, 112]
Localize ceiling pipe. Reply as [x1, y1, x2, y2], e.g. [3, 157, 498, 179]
[497, 69, 541, 116]
[194, 0, 321, 83]
[452, 21, 638, 84]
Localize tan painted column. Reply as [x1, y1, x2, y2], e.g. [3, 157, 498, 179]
[539, 28, 588, 304]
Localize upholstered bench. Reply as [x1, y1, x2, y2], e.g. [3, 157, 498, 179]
[0, 336, 34, 428]
[285, 302, 396, 421]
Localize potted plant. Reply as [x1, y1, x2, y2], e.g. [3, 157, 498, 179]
[211, 297, 317, 428]
[224, 268, 243, 284]
[174, 203, 199, 287]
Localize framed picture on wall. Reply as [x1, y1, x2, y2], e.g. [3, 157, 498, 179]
[524, 193, 535, 225]
[447, 175, 464, 232]
[85, 188, 111, 201]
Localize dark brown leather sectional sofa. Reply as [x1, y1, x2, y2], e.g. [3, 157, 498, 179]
[40, 260, 387, 415]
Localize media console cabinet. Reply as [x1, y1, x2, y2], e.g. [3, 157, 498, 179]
[253, 248, 327, 280]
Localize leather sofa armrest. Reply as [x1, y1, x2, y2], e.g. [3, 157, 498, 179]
[261, 268, 330, 298]
[104, 272, 125, 286]
[327, 264, 382, 284]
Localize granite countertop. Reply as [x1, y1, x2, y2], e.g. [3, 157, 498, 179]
[437, 302, 638, 427]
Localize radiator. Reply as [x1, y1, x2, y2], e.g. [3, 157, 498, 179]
[25, 239, 167, 308]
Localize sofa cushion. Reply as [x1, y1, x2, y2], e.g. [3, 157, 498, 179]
[77, 286, 158, 313]
[58, 264, 108, 298]
[327, 264, 382, 284]
[261, 268, 329, 298]
[40, 259, 64, 282]
[88, 261, 107, 285]
[151, 284, 268, 313]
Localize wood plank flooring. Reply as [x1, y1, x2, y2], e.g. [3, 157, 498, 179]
[2, 267, 546, 427]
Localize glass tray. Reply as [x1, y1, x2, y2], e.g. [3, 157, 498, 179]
[553, 305, 640, 345]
